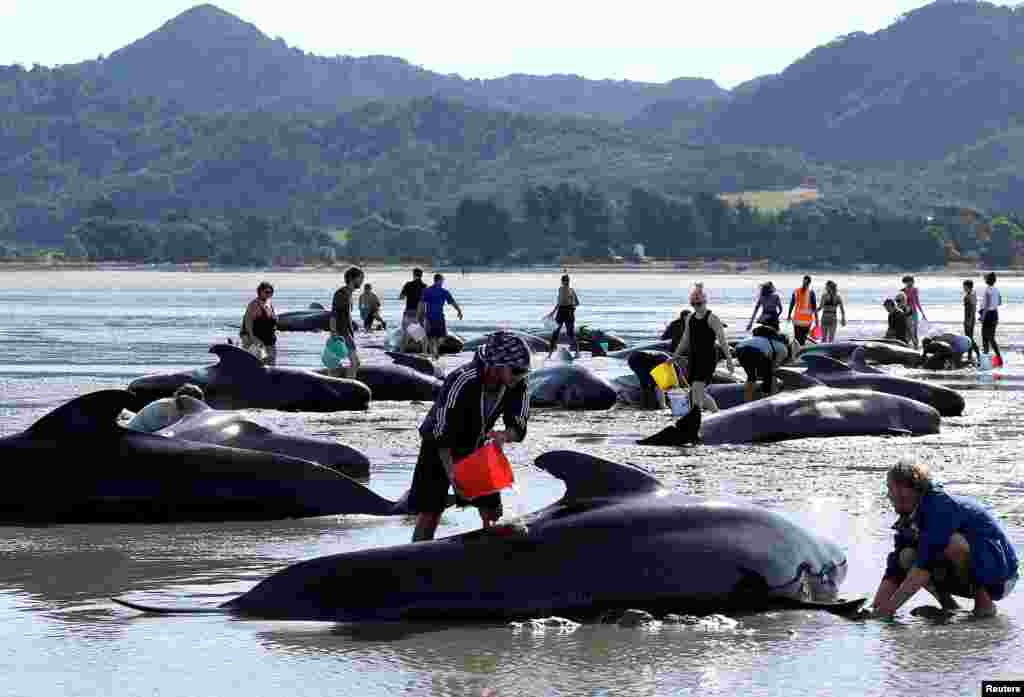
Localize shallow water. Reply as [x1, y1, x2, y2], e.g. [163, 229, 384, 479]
[1, 269, 1023, 697]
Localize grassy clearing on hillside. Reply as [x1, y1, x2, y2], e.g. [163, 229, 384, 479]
[718, 188, 819, 212]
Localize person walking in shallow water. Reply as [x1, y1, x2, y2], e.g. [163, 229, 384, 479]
[240, 281, 278, 365]
[818, 280, 845, 343]
[962, 279, 981, 365]
[672, 283, 734, 416]
[546, 274, 580, 359]
[331, 266, 364, 378]
[746, 281, 782, 331]
[980, 272, 1003, 365]
[786, 276, 819, 346]
[901, 275, 927, 349]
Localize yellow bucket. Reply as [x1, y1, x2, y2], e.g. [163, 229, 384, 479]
[650, 361, 679, 391]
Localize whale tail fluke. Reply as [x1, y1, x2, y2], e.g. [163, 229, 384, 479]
[636, 406, 701, 446]
[112, 597, 228, 614]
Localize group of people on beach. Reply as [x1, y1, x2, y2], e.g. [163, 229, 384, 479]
[130, 266, 1018, 619]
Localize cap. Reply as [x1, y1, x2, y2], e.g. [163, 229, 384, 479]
[477, 331, 531, 373]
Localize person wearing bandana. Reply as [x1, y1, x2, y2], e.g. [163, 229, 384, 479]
[408, 331, 532, 542]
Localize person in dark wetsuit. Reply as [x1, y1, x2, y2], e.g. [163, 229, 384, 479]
[408, 331, 531, 542]
[671, 283, 734, 416]
[872, 460, 1018, 618]
[661, 310, 691, 354]
[241, 281, 278, 365]
[546, 274, 581, 359]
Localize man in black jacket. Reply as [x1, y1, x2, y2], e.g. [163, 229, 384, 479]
[409, 331, 532, 542]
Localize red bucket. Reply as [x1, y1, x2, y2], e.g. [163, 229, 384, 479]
[452, 442, 514, 500]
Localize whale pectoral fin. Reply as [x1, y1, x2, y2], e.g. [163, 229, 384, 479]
[780, 596, 868, 616]
[112, 597, 227, 614]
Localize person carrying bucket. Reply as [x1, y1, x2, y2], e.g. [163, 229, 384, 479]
[408, 331, 532, 542]
[671, 283, 734, 417]
[786, 275, 819, 346]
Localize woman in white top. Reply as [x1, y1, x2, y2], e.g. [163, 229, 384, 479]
[980, 272, 1003, 363]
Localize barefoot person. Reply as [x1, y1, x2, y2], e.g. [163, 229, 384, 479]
[871, 460, 1018, 618]
[818, 280, 845, 343]
[980, 272, 1003, 365]
[962, 280, 981, 365]
[672, 283, 734, 416]
[408, 331, 531, 542]
[330, 266, 364, 378]
[786, 275, 819, 346]
[398, 268, 427, 351]
[901, 275, 927, 349]
[358, 283, 385, 332]
[746, 281, 782, 331]
[417, 273, 463, 361]
[546, 274, 580, 359]
[240, 281, 278, 365]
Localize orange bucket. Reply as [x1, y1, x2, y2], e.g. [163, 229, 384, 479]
[452, 442, 514, 500]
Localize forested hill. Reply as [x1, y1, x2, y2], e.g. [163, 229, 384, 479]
[708, 1, 1024, 168]
[0, 61, 974, 245]
[81, 4, 725, 121]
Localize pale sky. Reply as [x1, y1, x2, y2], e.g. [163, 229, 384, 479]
[0, 0, 1015, 89]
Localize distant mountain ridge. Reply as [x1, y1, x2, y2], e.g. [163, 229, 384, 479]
[81, 3, 726, 121]
[709, 1, 1024, 165]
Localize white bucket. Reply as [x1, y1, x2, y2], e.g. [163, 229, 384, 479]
[668, 389, 691, 416]
[978, 354, 994, 371]
[406, 323, 426, 342]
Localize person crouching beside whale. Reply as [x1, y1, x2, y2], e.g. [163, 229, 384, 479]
[672, 283, 734, 415]
[126, 383, 205, 433]
[408, 331, 532, 542]
[734, 324, 797, 402]
[872, 461, 1018, 619]
[921, 334, 973, 370]
[883, 298, 911, 344]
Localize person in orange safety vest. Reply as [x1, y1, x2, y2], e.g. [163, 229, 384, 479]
[787, 275, 820, 346]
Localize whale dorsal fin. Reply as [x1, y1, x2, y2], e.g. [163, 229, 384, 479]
[209, 343, 266, 374]
[850, 347, 884, 374]
[534, 451, 664, 500]
[28, 390, 136, 435]
[175, 395, 212, 416]
[309, 302, 325, 310]
[774, 368, 824, 390]
[800, 354, 852, 374]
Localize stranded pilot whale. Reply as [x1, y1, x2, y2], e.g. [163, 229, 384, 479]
[112, 450, 865, 620]
[129, 344, 371, 412]
[151, 396, 370, 479]
[0, 391, 408, 524]
[638, 385, 940, 446]
[798, 352, 965, 417]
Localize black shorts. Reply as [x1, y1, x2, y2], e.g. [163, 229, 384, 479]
[686, 354, 716, 385]
[408, 439, 501, 515]
[736, 347, 772, 390]
[794, 324, 811, 345]
[425, 317, 447, 339]
[982, 311, 998, 341]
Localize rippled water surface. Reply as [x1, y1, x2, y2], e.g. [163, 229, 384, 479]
[2, 269, 1023, 697]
